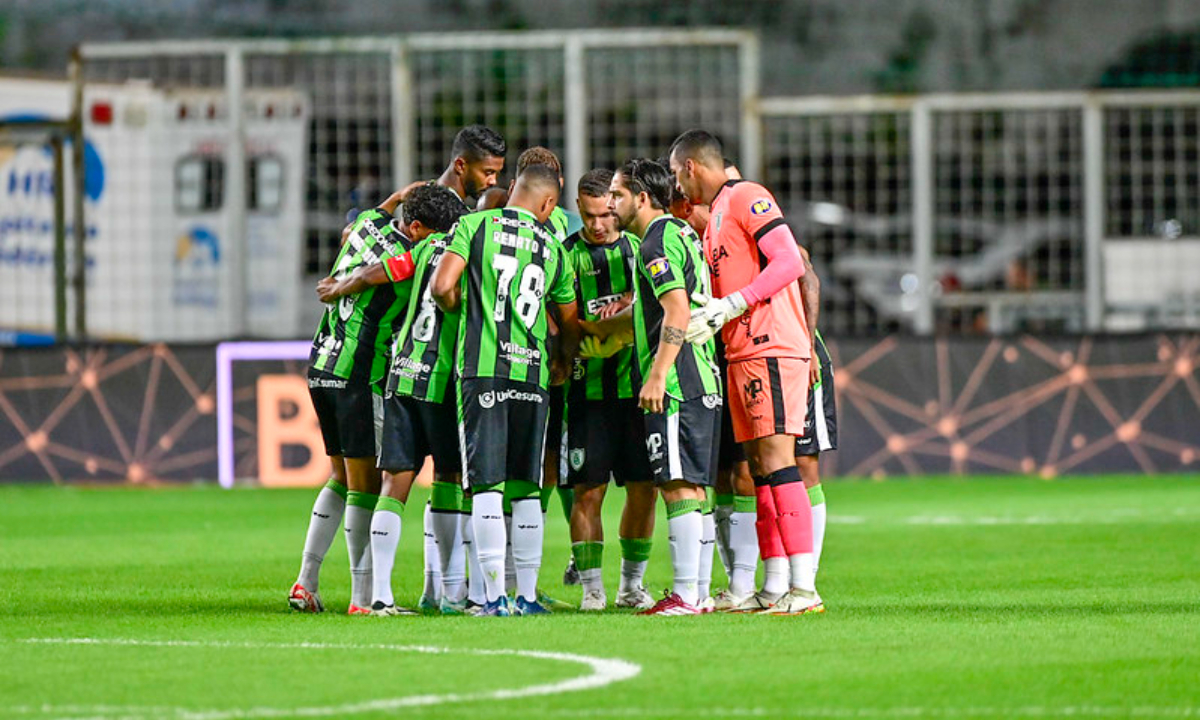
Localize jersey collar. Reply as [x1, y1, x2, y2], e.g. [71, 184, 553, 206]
[710, 179, 744, 206]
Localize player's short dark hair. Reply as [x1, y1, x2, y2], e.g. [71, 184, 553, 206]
[577, 168, 614, 198]
[402, 183, 465, 232]
[516, 163, 562, 198]
[616, 158, 673, 211]
[516, 146, 562, 178]
[669, 129, 724, 168]
[723, 156, 735, 169]
[451, 125, 506, 163]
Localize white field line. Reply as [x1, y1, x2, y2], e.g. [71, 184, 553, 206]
[524, 708, 1199, 718]
[8, 638, 642, 720]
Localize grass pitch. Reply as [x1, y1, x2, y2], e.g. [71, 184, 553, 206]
[2, 475, 1198, 719]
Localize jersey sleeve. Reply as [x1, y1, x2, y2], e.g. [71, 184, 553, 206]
[444, 217, 472, 260]
[548, 240, 577, 305]
[640, 228, 686, 298]
[731, 183, 787, 242]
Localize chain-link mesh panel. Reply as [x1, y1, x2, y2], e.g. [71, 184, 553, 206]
[931, 108, 1085, 332]
[1105, 105, 1200, 238]
[586, 44, 742, 170]
[763, 112, 912, 335]
[411, 47, 566, 183]
[246, 52, 394, 275]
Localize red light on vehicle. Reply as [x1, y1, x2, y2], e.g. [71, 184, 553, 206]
[90, 102, 114, 125]
[265, 104, 275, 118]
[178, 103, 189, 120]
[207, 104, 217, 119]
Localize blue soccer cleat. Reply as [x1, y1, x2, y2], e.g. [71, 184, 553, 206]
[477, 596, 511, 617]
[514, 595, 552, 616]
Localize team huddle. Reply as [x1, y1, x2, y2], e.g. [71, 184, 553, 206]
[288, 125, 838, 617]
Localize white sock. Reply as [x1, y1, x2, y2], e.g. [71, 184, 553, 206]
[713, 504, 733, 577]
[729, 511, 759, 597]
[812, 501, 827, 578]
[463, 511, 485, 605]
[422, 503, 441, 602]
[472, 492, 507, 602]
[297, 485, 346, 591]
[698, 511, 716, 600]
[763, 556, 789, 596]
[510, 499, 543, 602]
[789, 553, 817, 593]
[344, 504, 374, 609]
[619, 559, 648, 594]
[667, 510, 702, 606]
[581, 568, 604, 594]
[432, 508, 466, 602]
[504, 513, 516, 594]
[369, 508, 401, 606]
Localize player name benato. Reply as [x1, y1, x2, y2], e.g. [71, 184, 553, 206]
[490, 216, 557, 257]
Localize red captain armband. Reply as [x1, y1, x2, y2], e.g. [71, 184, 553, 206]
[384, 252, 416, 282]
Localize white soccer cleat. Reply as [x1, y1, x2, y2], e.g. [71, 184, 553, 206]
[615, 586, 655, 610]
[757, 588, 824, 616]
[727, 589, 784, 613]
[371, 601, 418, 617]
[712, 588, 754, 612]
[580, 589, 608, 611]
[696, 596, 716, 614]
[288, 582, 324, 613]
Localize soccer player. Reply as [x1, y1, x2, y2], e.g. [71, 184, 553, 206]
[386, 126, 508, 610]
[671, 129, 822, 615]
[603, 158, 723, 616]
[430, 163, 580, 617]
[290, 191, 416, 615]
[563, 168, 656, 611]
[667, 183, 758, 609]
[314, 184, 469, 615]
[794, 281, 836, 586]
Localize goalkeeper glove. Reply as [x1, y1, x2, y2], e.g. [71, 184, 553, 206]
[579, 334, 625, 359]
[685, 291, 748, 344]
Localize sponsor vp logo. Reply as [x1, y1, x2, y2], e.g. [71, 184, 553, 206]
[743, 378, 765, 409]
[646, 432, 664, 462]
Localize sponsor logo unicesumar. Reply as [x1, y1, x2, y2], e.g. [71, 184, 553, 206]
[478, 388, 544, 408]
[308, 376, 347, 390]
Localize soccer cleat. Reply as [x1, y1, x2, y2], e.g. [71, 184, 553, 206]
[439, 596, 469, 615]
[580, 589, 607, 611]
[696, 596, 716, 614]
[477, 596, 511, 617]
[758, 588, 824, 616]
[288, 583, 324, 613]
[370, 601, 418, 617]
[347, 604, 372, 616]
[727, 590, 784, 613]
[712, 588, 754, 612]
[638, 591, 701, 616]
[417, 592, 439, 612]
[614, 586, 655, 610]
[562, 557, 581, 586]
[537, 589, 574, 611]
[514, 595, 553, 616]
[463, 599, 486, 616]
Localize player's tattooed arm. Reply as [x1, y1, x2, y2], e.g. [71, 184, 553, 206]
[640, 288, 690, 414]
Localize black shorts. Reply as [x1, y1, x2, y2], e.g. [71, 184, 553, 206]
[796, 334, 838, 457]
[307, 368, 379, 459]
[643, 393, 722, 487]
[377, 392, 461, 474]
[715, 342, 745, 469]
[458, 377, 550, 490]
[566, 398, 653, 487]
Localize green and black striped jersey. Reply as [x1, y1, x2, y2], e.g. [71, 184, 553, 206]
[632, 214, 722, 401]
[385, 232, 459, 403]
[310, 208, 412, 387]
[548, 206, 570, 242]
[564, 230, 639, 402]
[446, 207, 576, 389]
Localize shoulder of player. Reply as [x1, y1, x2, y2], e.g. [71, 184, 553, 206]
[730, 181, 781, 214]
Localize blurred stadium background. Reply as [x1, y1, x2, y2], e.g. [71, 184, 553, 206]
[0, 0, 1198, 487]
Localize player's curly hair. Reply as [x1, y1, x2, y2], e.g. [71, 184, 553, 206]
[516, 146, 562, 178]
[577, 168, 614, 199]
[452, 125, 506, 163]
[616, 158, 673, 211]
[403, 183, 466, 233]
